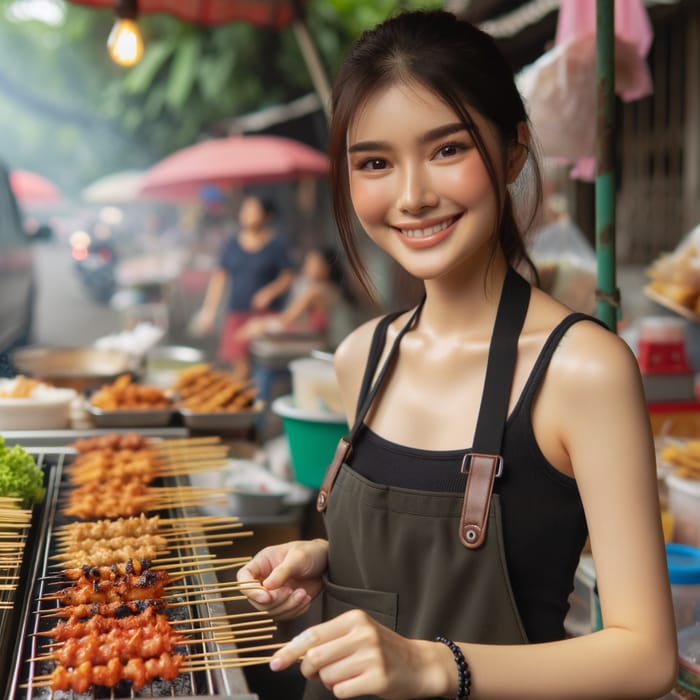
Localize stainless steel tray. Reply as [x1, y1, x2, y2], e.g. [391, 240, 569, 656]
[179, 402, 265, 431]
[85, 402, 175, 427]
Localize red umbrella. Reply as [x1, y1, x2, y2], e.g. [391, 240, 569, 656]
[139, 134, 329, 201]
[10, 170, 63, 206]
[64, 0, 299, 29]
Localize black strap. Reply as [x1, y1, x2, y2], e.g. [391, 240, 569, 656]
[354, 310, 404, 421]
[459, 268, 530, 548]
[348, 297, 426, 442]
[471, 268, 531, 455]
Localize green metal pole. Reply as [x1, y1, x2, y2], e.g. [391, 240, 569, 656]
[595, 0, 619, 331]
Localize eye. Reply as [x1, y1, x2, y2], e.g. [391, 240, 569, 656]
[357, 157, 389, 171]
[433, 141, 468, 160]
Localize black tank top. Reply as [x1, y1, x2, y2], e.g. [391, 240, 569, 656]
[348, 312, 596, 643]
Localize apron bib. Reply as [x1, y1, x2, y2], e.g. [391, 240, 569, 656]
[305, 269, 531, 700]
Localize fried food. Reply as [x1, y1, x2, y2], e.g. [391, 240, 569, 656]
[170, 365, 258, 412]
[659, 440, 700, 480]
[0, 374, 41, 398]
[90, 375, 171, 411]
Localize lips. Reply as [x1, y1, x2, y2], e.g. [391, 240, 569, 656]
[393, 214, 462, 249]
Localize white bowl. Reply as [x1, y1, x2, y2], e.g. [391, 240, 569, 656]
[222, 459, 295, 517]
[0, 383, 78, 430]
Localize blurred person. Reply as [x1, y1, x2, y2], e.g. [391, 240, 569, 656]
[193, 195, 295, 379]
[235, 246, 356, 350]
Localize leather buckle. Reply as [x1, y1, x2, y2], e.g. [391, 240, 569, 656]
[461, 452, 504, 478]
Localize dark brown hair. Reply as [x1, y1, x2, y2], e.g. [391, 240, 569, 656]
[328, 10, 541, 298]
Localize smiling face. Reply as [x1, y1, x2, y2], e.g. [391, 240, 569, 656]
[347, 82, 508, 284]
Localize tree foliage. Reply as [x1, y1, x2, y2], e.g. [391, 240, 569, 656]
[0, 0, 440, 195]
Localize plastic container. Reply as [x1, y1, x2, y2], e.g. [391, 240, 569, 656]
[271, 395, 348, 488]
[667, 543, 700, 630]
[0, 385, 77, 430]
[667, 473, 700, 547]
[289, 357, 343, 414]
[677, 624, 700, 694]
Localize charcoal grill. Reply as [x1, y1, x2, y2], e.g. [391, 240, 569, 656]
[3, 444, 259, 700]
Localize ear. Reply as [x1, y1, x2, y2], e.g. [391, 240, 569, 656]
[506, 122, 530, 184]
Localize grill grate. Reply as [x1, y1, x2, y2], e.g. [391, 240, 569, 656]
[5, 447, 256, 700]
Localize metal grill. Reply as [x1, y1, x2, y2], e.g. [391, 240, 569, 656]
[5, 447, 257, 700]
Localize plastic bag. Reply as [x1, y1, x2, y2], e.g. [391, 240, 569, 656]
[516, 34, 653, 164]
[528, 219, 597, 314]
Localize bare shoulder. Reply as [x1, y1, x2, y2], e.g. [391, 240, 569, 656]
[551, 315, 640, 391]
[333, 316, 386, 421]
[334, 316, 383, 382]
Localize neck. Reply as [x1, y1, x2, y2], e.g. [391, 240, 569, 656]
[419, 255, 509, 339]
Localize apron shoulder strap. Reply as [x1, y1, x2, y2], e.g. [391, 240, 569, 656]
[317, 299, 425, 512]
[354, 311, 404, 421]
[460, 268, 531, 548]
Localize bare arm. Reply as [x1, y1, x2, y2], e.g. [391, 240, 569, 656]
[194, 268, 228, 332]
[278, 282, 325, 327]
[251, 269, 295, 310]
[437, 328, 677, 699]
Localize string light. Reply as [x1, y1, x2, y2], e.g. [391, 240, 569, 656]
[107, 0, 143, 67]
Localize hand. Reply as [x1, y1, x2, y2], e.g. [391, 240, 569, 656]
[190, 307, 215, 335]
[251, 288, 273, 310]
[236, 539, 328, 621]
[268, 610, 451, 699]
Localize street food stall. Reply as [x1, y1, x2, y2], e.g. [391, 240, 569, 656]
[0, 356, 311, 698]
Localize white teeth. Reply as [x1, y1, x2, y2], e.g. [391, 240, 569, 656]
[399, 218, 454, 238]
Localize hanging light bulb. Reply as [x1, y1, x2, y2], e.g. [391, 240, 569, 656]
[107, 0, 144, 67]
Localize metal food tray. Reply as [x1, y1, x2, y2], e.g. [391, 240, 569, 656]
[85, 402, 175, 427]
[5, 447, 257, 700]
[178, 402, 265, 431]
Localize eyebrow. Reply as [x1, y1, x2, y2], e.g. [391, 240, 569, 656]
[347, 122, 467, 154]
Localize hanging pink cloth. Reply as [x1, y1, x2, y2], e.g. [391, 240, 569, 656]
[517, 0, 654, 180]
[556, 0, 653, 100]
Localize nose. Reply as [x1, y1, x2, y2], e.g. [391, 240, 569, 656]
[397, 163, 438, 213]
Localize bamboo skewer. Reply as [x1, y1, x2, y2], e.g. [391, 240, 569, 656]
[33, 629, 278, 658]
[153, 435, 223, 448]
[187, 641, 286, 658]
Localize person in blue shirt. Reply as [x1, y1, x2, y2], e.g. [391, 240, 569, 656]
[194, 195, 295, 379]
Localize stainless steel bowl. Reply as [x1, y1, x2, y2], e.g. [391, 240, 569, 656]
[144, 345, 206, 388]
[11, 346, 140, 392]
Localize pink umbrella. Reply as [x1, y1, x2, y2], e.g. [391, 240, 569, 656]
[139, 134, 329, 201]
[10, 169, 63, 206]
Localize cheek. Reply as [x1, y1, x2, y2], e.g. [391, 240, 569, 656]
[349, 176, 391, 227]
[443, 159, 494, 205]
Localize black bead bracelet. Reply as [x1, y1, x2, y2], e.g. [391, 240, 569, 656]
[435, 636, 471, 700]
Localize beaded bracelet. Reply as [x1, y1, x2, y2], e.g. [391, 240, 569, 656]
[435, 636, 471, 700]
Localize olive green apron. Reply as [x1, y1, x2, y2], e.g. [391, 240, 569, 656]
[305, 269, 531, 700]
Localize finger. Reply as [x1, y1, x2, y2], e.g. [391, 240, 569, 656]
[269, 628, 320, 671]
[262, 550, 309, 589]
[238, 583, 273, 606]
[238, 552, 277, 584]
[267, 588, 313, 621]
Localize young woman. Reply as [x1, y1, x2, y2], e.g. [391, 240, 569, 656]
[237, 11, 677, 699]
[194, 194, 295, 379]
